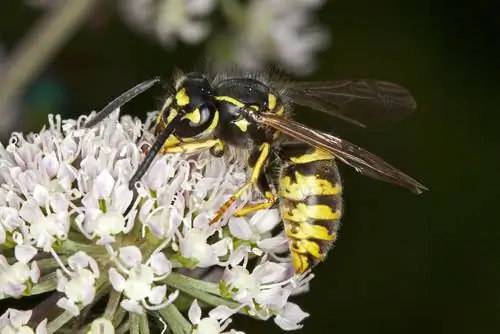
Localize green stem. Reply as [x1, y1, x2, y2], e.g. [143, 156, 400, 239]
[139, 313, 151, 334]
[159, 304, 192, 334]
[46, 311, 74, 334]
[115, 321, 131, 334]
[165, 272, 221, 296]
[113, 306, 127, 328]
[164, 273, 245, 314]
[104, 289, 122, 320]
[58, 239, 106, 258]
[130, 313, 140, 334]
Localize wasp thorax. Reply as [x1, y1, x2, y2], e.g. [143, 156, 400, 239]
[213, 78, 282, 147]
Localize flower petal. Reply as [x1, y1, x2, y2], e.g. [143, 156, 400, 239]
[188, 299, 202, 325]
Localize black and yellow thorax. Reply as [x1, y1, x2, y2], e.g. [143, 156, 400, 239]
[213, 77, 285, 148]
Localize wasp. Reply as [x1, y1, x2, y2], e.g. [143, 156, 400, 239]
[85, 70, 427, 274]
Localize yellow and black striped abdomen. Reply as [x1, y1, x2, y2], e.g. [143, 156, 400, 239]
[278, 143, 343, 274]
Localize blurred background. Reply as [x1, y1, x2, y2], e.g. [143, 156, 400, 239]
[0, 0, 496, 333]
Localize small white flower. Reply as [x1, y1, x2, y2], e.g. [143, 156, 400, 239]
[188, 300, 244, 334]
[0, 246, 40, 299]
[0, 309, 47, 334]
[274, 302, 310, 331]
[20, 202, 70, 251]
[221, 262, 310, 329]
[109, 246, 176, 313]
[179, 229, 230, 267]
[56, 252, 100, 316]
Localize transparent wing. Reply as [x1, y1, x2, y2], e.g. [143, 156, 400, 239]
[282, 79, 417, 127]
[256, 113, 427, 194]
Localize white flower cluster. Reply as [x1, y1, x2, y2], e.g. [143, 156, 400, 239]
[230, 0, 329, 75]
[0, 112, 312, 333]
[25, 0, 329, 75]
[120, 0, 217, 46]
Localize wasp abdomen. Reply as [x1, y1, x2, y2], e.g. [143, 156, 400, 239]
[278, 144, 343, 274]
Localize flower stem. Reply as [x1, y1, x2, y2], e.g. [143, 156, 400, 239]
[165, 272, 221, 295]
[159, 304, 192, 334]
[46, 311, 75, 334]
[164, 272, 244, 314]
[113, 306, 127, 328]
[139, 313, 151, 334]
[130, 313, 140, 334]
[104, 289, 122, 320]
[115, 321, 131, 334]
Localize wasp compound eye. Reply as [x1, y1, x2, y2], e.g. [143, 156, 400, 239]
[189, 103, 216, 127]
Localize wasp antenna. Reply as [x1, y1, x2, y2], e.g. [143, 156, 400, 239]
[84, 77, 162, 128]
[128, 115, 181, 190]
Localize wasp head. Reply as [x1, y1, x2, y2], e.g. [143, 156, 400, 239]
[159, 72, 219, 139]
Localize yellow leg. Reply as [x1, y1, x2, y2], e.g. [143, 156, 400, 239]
[233, 190, 276, 217]
[209, 142, 271, 225]
[159, 139, 223, 154]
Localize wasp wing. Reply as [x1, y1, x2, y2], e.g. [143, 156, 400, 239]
[258, 113, 427, 194]
[282, 80, 417, 127]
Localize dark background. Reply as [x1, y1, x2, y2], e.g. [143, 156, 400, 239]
[1, 1, 497, 333]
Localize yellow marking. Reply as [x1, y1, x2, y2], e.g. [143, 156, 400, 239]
[291, 251, 309, 274]
[273, 131, 281, 140]
[210, 143, 271, 224]
[175, 88, 190, 107]
[182, 109, 201, 123]
[235, 119, 250, 132]
[215, 95, 245, 107]
[234, 191, 276, 217]
[290, 147, 333, 164]
[292, 239, 325, 257]
[300, 239, 322, 258]
[160, 139, 221, 154]
[282, 203, 341, 223]
[290, 239, 325, 273]
[205, 110, 219, 133]
[160, 135, 180, 149]
[280, 172, 342, 201]
[156, 112, 163, 126]
[210, 139, 225, 156]
[167, 109, 178, 124]
[268, 94, 277, 110]
[285, 222, 336, 241]
[275, 105, 285, 116]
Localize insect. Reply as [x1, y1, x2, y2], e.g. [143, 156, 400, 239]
[85, 70, 427, 274]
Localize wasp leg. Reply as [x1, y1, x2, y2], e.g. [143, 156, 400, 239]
[158, 138, 224, 154]
[130, 138, 223, 189]
[209, 142, 271, 225]
[233, 172, 276, 217]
